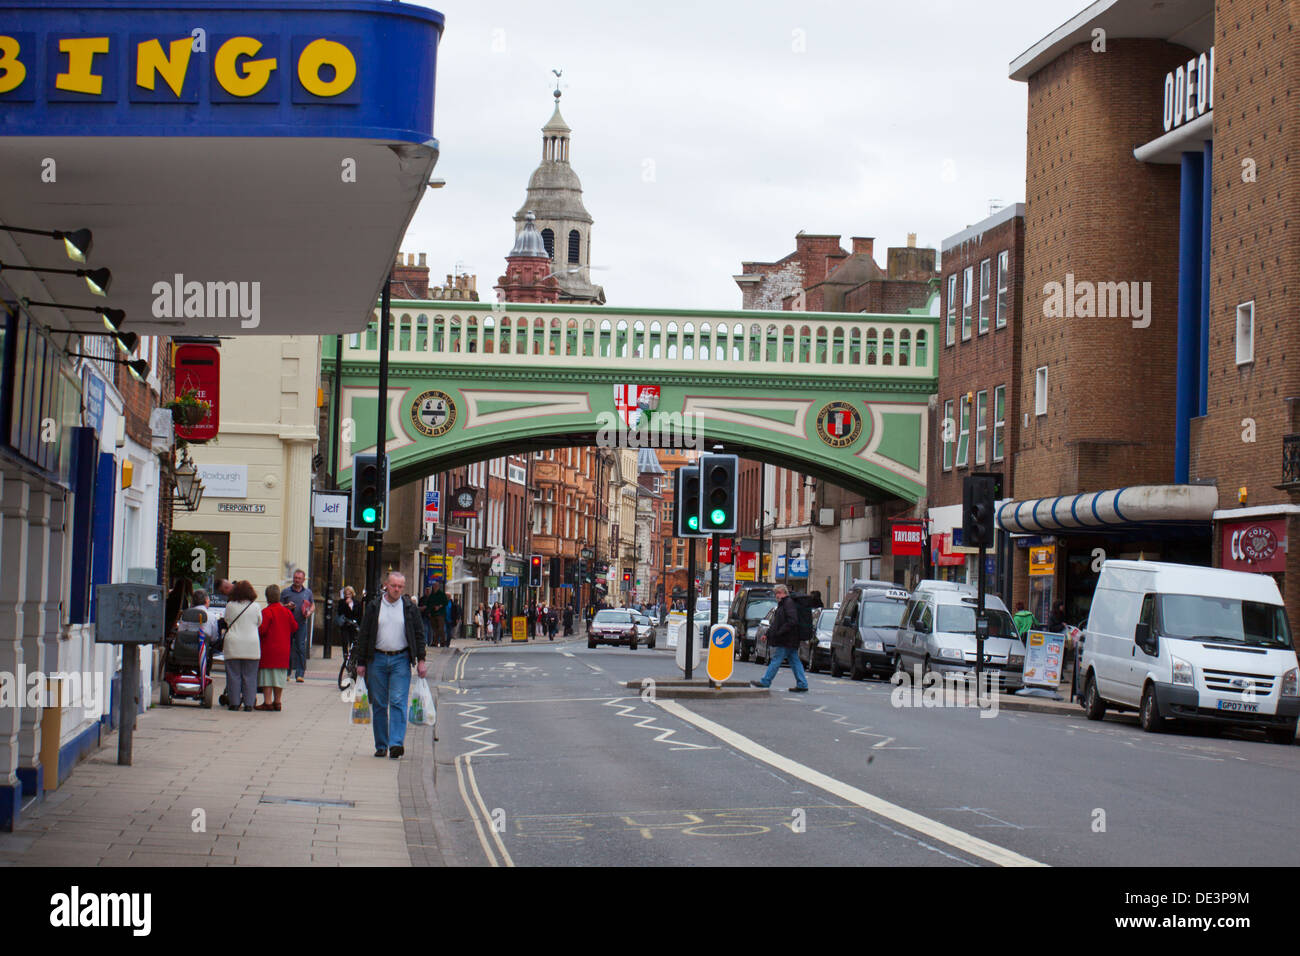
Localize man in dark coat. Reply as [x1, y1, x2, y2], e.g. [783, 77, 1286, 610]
[563, 604, 574, 636]
[750, 584, 809, 692]
[356, 571, 427, 759]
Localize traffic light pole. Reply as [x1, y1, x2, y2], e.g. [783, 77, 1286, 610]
[323, 333, 342, 660]
[975, 542, 986, 703]
[368, 275, 391, 600]
[709, 533, 720, 630]
[685, 537, 697, 680]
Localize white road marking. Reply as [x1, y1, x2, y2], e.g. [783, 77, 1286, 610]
[602, 698, 716, 751]
[655, 699, 1046, 868]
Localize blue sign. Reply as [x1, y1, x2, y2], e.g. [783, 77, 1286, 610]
[776, 555, 786, 576]
[500, 574, 519, 587]
[82, 366, 106, 436]
[789, 556, 809, 578]
[985, 556, 996, 576]
[0, 1, 444, 143]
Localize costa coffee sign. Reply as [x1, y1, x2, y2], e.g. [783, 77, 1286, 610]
[891, 524, 924, 557]
[1221, 519, 1285, 574]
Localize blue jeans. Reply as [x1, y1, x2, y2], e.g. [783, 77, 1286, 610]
[290, 622, 310, 678]
[367, 652, 411, 750]
[759, 646, 808, 690]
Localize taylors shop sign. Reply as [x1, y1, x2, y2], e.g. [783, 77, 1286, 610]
[891, 524, 923, 557]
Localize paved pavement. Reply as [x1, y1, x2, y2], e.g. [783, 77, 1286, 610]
[0, 644, 442, 867]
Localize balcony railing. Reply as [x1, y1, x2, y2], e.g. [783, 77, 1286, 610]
[1283, 434, 1300, 487]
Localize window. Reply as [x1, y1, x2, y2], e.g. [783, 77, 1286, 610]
[993, 385, 1006, 461]
[1035, 366, 1048, 416]
[946, 274, 957, 346]
[961, 267, 973, 340]
[508, 463, 526, 484]
[541, 228, 555, 259]
[975, 390, 988, 465]
[1236, 301, 1255, 365]
[978, 259, 991, 333]
[568, 230, 581, 264]
[996, 250, 1010, 328]
[942, 399, 954, 471]
[956, 395, 970, 467]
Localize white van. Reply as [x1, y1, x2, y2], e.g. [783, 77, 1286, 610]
[1079, 560, 1299, 743]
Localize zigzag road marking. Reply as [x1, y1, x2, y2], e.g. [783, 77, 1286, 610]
[457, 702, 507, 758]
[602, 698, 716, 752]
[811, 704, 921, 750]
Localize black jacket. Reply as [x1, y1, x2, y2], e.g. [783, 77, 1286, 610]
[768, 595, 801, 649]
[356, 595, 426, 668]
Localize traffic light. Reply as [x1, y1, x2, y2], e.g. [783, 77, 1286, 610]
[962, 473, 1002, 549]
[674, 465, 705, 537]
[622, 569, 632, 589]
[529, 554, 543, 587]
[349, 452, 389, 531]
[549, 556, 561, 585]
[698, 453, 738, 534]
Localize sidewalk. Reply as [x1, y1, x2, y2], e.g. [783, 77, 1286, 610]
[0, 644, 441, 867]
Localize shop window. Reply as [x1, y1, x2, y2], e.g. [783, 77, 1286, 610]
[1236, 301, 1254, 365]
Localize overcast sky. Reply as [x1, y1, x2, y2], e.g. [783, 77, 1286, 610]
[399, 0, 1088, 310]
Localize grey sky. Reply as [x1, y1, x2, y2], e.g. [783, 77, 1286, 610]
[400, 0, 1088, 310]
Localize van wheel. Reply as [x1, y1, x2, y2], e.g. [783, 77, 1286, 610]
[1139, 684, 1166, 733]
[1082, 674, 1105, 721]
[830, 651, 844, 679]
[850, 653, 867, 681]
[1267, 721, 1297, 745]
[159, 681, 172, 706]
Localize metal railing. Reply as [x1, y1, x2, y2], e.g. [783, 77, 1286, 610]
[342, 304, 937, 379]
[1283, 434, 1300, 487]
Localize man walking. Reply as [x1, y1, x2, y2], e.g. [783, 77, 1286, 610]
[422, 582, 448, 648]
[283, 568, 314, 683]
[750, 584, 809, 693]
[356, 571, 427, 759]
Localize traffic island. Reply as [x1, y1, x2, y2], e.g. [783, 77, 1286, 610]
[623, 678, 769, 700]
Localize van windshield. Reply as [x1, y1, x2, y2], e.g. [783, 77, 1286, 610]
[935, 605, 1016, 638]
[745, 599, 777, 622]
[861, 600, 908, 628]
[1158, 594, 1293, 648]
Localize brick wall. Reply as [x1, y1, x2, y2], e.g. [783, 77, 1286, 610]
[1192, 0, 1300, 508]
[1017, 40, 1186, 500]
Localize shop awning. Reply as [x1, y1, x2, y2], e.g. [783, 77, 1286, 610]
[997, 484, 1218, 534]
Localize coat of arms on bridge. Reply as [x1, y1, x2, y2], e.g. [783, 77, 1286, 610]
[815, 401, 862, 448]
[411, 389, 457, 438]
[614, 385, 659, 429]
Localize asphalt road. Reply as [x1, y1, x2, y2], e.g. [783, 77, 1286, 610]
[429, 633, 1300, 867]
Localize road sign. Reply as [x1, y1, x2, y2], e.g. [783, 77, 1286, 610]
[511, 616, 528, 642]
[706, 624, 735, 683]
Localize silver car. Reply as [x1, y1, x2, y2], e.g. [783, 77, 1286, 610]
[894, 589, 1026, 690]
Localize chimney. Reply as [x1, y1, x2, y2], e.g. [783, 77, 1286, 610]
[851, 237, 874, 258]
[907, 233, 917, 248]
[418, 253, 427, 267]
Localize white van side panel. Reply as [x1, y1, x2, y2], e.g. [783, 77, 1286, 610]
[1086, 584, 1147, 705]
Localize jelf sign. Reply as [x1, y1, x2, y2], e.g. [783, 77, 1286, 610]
[0, 2, 444, 141]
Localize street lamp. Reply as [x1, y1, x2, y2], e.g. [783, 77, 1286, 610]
[0, 225, 93, 262]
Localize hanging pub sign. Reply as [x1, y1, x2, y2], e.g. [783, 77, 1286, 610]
[891, 523, 923, 557]
[173, 343, 219, 442]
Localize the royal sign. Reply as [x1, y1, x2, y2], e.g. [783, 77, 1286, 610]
[172, 343, 219, 442]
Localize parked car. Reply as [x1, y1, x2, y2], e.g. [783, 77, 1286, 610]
[800, 608, 836, 673]
[587, 609, 640, 649]
[728, 584, 777, 662]
[895, 589, 1025, 690]
[1079, 560, 1299, 743]
[829, 584, 912, 680]
[752, 606, 778, 664]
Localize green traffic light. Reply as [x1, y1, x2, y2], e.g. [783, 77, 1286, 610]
[362, 506, 377, 524]
[686, 515, 699, 531]
[710, 508, 727, 525]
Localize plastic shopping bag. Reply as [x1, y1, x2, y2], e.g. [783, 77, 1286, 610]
[351, 676, 371, 724]
[408, 677, 436, 727]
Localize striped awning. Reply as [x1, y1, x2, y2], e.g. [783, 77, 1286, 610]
[997, 484, 1218, 534]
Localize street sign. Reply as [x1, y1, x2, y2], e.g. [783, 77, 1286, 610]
[511, 616, 528, 642]
[424, 490, 440, 526]
[313, 492, 348, 529]
[94, 584, 165, 644]
[706, 624, 735, 683]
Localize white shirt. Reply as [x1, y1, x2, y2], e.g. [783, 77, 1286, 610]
[376, 596, 408, 652]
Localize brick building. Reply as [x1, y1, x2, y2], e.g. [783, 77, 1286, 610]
[999, 0, 1300, 628]
[929, 204, 1025, 597]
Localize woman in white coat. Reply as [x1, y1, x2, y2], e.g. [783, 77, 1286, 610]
[221, 580, 263, 712]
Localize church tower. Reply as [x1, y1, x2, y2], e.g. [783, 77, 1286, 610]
[512, 87, 605, 305]
[496, 212, 561, 304]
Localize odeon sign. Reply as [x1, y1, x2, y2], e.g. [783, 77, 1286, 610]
[0, 31, 360, 103]
[1162, 46, 1213, 133]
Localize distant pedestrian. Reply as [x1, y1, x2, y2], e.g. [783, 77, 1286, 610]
[474, 604, 485, 641]
[355, 571, 427, 759]
[546, 605, 558, 640]
[165, 577, 192, 636]
[563, 605, 574, 636]
[282, 569, 314, 682]
[1048, 601, 1067, 633]
[446, 597, 461, 645]
[1012, 601, 1037, 637]
[221, 580, 263, 711]
[751, 584, 808, 693]
[422, 583, 448, 648]
[256, 584, 294, 711]
[491, 602, 503, 642]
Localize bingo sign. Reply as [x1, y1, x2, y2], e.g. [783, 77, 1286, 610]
[1221, 519, 1285, 574]
[706, 624, 735, 683]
